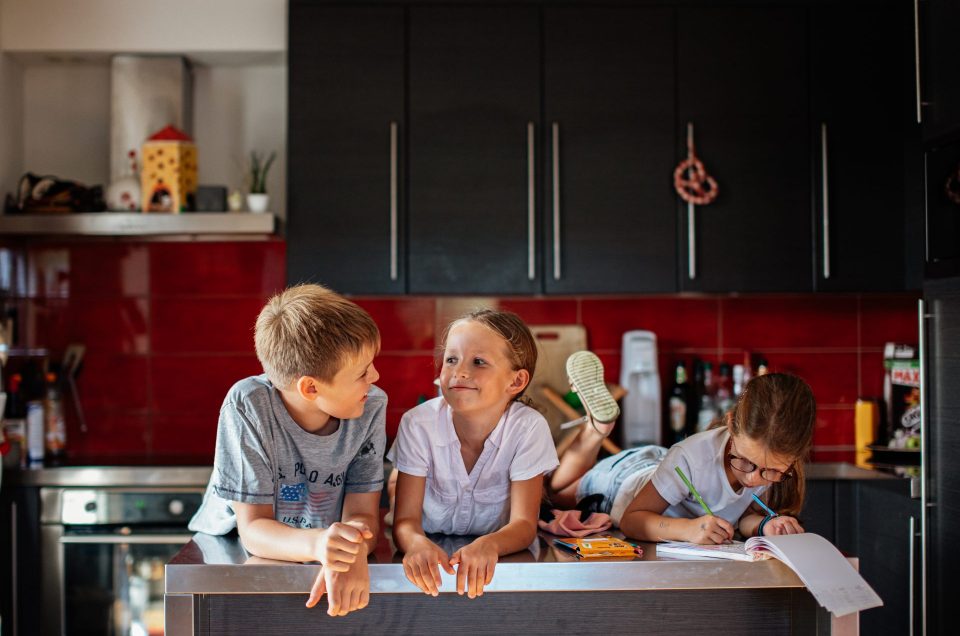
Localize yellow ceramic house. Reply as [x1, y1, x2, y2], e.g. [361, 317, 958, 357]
[140, 125, 197, 213]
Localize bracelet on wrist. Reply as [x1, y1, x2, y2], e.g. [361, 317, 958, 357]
[757, 514, 773, 537]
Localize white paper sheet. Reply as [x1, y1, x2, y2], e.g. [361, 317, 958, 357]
[745, 533, 883, 616]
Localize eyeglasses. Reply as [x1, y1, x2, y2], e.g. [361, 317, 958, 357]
[727, 439, 793, 483]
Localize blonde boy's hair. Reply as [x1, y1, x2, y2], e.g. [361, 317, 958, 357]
[254, 284, 380, 388]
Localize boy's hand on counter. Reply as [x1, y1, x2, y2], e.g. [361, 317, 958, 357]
[402, 536, 455, 596]
[686, 515, 735, 545]
[314, 521, 374, 572]
[762, 516, 804, 536]
[306, 551, 371, 616]
[450, 538, 498, 599]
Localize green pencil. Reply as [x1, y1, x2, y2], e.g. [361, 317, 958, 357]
[675, 466, 714, 516]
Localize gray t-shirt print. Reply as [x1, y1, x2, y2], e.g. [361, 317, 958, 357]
[189, 374, 386, 535]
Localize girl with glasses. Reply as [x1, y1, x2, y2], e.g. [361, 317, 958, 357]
[566, 373, 815, 545]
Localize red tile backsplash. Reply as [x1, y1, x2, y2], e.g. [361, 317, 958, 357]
[859, 295, 920, 347]
[354, 298, 437, 351]
[150, 297, 262, 353]
[581, 297, 720, 351]
[150, 354, 263, 414]
[150, 240, 285, 297]
[1, 239, 918, 461]
[76, 354, 150, 411]
[722, 296, 859, 348]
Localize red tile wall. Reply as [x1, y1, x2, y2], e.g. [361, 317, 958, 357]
[1, 240, 918, 464]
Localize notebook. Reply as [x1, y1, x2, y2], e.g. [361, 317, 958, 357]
[657, 533, 883, 617]
[656, 540, 768, 562]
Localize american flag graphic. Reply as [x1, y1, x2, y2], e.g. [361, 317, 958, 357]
[276, 482, 336, 521]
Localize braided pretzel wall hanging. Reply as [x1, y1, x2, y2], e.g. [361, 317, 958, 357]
[945, 162, 960, 206]
[674, 122, 718, 205]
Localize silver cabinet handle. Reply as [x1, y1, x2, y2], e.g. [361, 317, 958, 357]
[686, 122, 697, 280]
[11, 501, 18, 636]
[918, 298, 928, 636]
[910, 515, 917, 636]
[389, 121, 399, 281]
[821, 123, 831, 279]
[914, 0, 923, 123]
[527, 122, 536, 281]
[552, 122, 561, 280]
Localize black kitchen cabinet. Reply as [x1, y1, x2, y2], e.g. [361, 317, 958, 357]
[924, 138, 960, 278]
[810, 2, 911, 291]
[287, 4, 405, 294]
[923, 278, 960, 635]
[407, 6, 541, 294]
[677, 7, 812, 292]
[920, 0, 960, 142]
[802, 476, 920, 636]
[542, 7, 676, 294]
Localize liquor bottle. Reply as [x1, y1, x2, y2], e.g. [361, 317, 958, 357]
[695, 361, 717, 432]
[668, 361, 693, 444]
[716, 363, 735, 416]
[44, 372, 66, 460]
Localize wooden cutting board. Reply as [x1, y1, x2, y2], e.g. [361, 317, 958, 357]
[528, 324, 588, 442]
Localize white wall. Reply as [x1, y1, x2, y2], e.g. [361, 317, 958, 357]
[22, 62, 111, 187]
[0, 0, 285, 56]
[193, 64, 287, 216]
[0, 10, 23, 201]
[0, 0, 287, 217]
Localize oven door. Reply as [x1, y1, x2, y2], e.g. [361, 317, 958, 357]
[60, 530, 193, 636]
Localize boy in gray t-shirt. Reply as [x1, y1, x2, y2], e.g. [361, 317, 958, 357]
[189, 284, 385, 617]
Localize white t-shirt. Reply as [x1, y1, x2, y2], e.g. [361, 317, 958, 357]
[387, 397, 559, 536]
[649, 427, 767, 528]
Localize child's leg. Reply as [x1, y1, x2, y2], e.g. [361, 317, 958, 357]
[547, 420, 612, 508]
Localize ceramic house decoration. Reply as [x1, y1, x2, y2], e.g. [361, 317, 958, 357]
[140, 125, 197, 213]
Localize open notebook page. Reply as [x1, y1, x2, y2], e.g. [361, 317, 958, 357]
[745, 533, 882, 616]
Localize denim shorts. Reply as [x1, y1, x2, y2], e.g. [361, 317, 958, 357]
[576, 445, 668, 514]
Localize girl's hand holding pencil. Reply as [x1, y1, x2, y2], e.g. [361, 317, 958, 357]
[686, 514, 735, 544]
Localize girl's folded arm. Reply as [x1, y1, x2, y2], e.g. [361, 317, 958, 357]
[392, 471, 431, 551]
[478, 475, 544, 555]
[618, 480, 691, 542]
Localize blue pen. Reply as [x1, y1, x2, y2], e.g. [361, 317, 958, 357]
[751, 493, 779, 517]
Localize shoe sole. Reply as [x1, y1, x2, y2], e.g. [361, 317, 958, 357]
[566, 351, 620, 424]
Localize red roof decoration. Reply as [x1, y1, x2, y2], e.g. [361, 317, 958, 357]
[147, 125, 193, 142]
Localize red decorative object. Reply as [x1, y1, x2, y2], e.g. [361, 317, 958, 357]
[944, 162, 960, 206]
[673, 123, 718, 206]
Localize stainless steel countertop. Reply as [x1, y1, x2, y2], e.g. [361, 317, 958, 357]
[4, 461, 909, 489]
[166, 532, 818, 595]
[805, 462, 899, 480]
[3, 464, 212, 487]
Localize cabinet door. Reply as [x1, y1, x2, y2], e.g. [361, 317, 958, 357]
[921, 0, 960, 141]
[677, 7, 811, 292]
[924, 279, 960, 635]
[853, 480, 921, 636]
[811, 3, 909, 291]
[407, 6, 541, 294]
[287, 4, 405, 294]
[543, 7, 676, 293]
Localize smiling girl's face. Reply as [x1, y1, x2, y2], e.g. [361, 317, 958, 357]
[439, 321, 528, 419]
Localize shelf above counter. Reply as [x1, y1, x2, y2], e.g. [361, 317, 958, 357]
[0, 212, 276, 236]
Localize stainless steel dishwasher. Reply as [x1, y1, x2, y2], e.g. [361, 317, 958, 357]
[40, 486, 203, 636]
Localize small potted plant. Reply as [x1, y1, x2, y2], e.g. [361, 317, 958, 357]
[247, 150, 276, 213]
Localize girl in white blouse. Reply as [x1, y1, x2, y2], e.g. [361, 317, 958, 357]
[389, 310, 558, 599]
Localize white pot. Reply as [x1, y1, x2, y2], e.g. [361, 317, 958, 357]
[246, 193, 269, 213]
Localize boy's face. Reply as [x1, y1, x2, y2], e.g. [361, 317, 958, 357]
[312, 344, 380, 420]
[439, 321, 528, 418]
